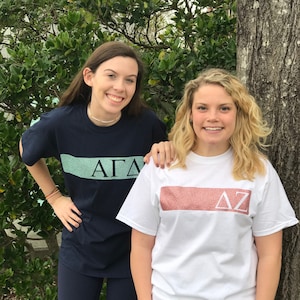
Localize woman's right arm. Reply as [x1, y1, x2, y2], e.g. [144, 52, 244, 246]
[131, 229, 155, 300]
[144, 141, 176, 168]
[19, 139, 82, 232]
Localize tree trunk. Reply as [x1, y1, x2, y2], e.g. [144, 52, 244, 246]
[236, 1, 300, 299]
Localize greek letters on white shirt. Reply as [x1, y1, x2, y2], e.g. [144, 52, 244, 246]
[161, 186, 251, 215]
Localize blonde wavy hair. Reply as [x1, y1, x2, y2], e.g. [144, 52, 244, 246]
[168, 68, 272, 181]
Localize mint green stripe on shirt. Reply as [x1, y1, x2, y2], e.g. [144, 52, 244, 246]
[60, 154, 144, 180]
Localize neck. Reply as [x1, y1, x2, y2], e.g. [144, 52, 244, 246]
[87, 104, 121, 126]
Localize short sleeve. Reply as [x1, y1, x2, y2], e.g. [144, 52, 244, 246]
[21, 110, 60, 166]
[116, 159, 160, 236]
[252, 161, 298, 236]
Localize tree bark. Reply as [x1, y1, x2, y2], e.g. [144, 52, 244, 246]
[236, 1, 300, 299]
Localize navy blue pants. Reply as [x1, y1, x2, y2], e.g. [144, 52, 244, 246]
[58, 262, 137, 300]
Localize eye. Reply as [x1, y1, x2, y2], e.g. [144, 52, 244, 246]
[125, 78, 135, 84]
[220, 106, 231, 112]
[197, 105, 207, 111]
[107, 74, 116, 79]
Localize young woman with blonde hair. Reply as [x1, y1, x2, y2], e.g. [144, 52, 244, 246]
[117, 68, 298, 300]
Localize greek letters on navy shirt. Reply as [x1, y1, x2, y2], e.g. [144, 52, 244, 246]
[21, 103, 167, 277]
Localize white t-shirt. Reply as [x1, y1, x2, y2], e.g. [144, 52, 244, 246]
[117, 149, 298, 300]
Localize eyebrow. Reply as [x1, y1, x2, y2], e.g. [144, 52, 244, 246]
[104, 69, 137, 77]
[194, 102, 234, 105]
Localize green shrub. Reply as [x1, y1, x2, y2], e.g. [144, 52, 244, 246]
[0, 0, 236, 297]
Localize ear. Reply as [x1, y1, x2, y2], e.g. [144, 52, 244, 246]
[83, 67, 93, 87]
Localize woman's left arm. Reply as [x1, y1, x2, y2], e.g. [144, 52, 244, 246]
[255, 230, 282, 300]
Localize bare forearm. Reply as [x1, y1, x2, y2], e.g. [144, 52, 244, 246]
[26, 159, 56, 193]
[130, 230, 155, 300]
[256, 255, 281, 300]
[19, 140, 82, 232]
[131, 247, 152, 300]
[255, 232, 282, 300]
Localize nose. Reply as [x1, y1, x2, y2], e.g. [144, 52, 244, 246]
[207, 109, 219, 121]
[113, 79, 125, 91]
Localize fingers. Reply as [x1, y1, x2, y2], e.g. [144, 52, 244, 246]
[70, 202, 82, 217]
[51, 196, 82, 232]
[149, 141, 175, 168]
[160, 142, 173, 168]
[143, 152, 151, 164]
[63, 220, 73, 232]
[63, 211, 82, 232]
[155, 146, 167, 169]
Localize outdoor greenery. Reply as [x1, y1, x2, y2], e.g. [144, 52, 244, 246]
[0, 0, 236, 298]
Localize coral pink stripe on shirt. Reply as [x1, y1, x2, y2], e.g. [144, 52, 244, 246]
[160, 186, 251, 215]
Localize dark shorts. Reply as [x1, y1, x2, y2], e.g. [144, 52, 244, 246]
[58, 261, 137, 300]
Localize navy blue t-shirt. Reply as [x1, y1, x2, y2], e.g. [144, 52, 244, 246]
[21, 103, 167, 277]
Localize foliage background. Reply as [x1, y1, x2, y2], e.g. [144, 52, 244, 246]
[0, 0, 236, 298]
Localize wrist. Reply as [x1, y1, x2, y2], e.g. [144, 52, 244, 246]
[45, 186, 62, 205]
[47, 191, 62, 206]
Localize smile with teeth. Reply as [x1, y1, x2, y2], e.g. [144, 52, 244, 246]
[204, 127, 223, 131]
[107, 93, 124, 102]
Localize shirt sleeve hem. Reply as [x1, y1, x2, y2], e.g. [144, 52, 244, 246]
[116, 214, 157, 236]
[253, 219, 299, 237]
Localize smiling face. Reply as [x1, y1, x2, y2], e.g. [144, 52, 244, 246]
[83, 56, 138, 119]
[191, 84, 237, 156]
